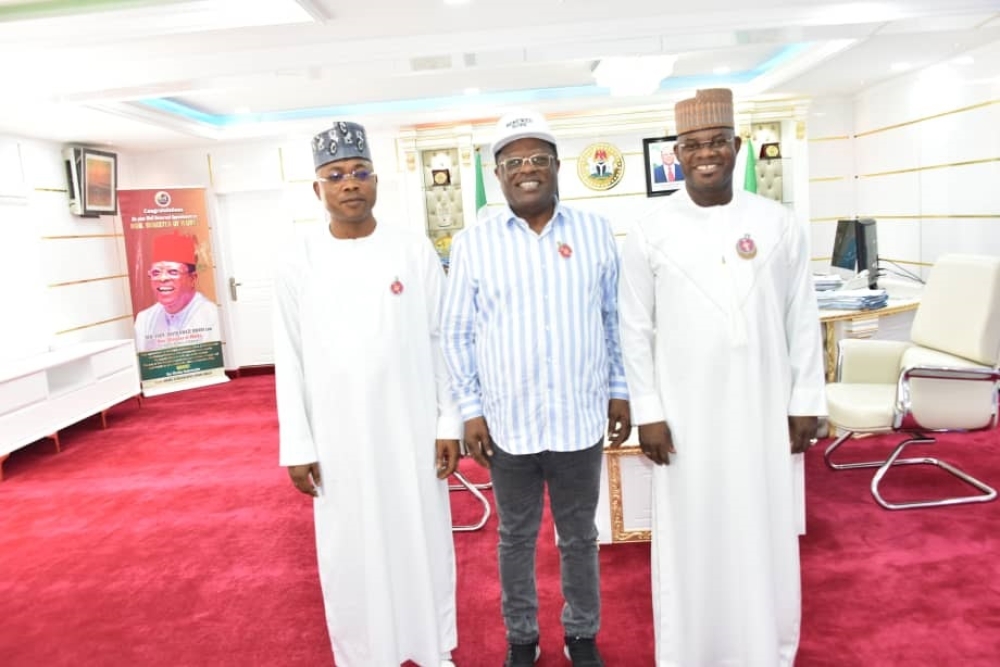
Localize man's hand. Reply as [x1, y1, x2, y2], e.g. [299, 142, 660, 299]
[436, 439, 461, 479]
[638, 421, 676, 466]
[287, 462, 322, 497]
[463, 416, 493, 469]
[789, 416, 820, 454]
[607, 398, 632, 448]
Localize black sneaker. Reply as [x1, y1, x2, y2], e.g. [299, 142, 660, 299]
[563, 636, 604, 666]
[504, 641, 540, 667]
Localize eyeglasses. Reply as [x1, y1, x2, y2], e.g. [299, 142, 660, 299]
[497, 154, 556, 172]
[316, 169, 376, 184]
[148, 267, 189, 279]
[675, 136, 734, 157]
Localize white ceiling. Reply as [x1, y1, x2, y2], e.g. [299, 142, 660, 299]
[0, 0, 998, 150]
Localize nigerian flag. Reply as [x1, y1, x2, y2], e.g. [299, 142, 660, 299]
[743, 138, 758, 193]
[474, 147, 488, 222]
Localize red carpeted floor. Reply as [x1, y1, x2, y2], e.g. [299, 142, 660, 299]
[0, 374, 997, 666]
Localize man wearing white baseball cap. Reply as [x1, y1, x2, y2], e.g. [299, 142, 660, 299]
[441, 109, 631, 667]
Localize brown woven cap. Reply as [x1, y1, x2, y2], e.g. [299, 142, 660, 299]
[675, 88, 734, 135]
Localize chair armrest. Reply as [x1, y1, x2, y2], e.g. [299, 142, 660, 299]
[837, 339, 911, 383]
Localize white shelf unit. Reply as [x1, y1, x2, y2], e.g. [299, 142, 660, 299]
[0, 339, 141, 479]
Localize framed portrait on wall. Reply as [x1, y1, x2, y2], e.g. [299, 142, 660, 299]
[82, 148, 118, 215]
[642, 136, 683, 197]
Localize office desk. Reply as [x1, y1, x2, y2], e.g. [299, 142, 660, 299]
[818, 298, 920, 381]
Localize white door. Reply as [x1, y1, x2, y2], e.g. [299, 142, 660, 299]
[215, 190, 292, 368]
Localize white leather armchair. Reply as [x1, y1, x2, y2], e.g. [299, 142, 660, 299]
[824, 254, 1000, 509]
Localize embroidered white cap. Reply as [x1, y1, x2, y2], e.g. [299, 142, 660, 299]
[491, 110, 558, 157]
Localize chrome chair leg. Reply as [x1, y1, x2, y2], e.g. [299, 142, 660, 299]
[449, 479, 492, 491]
[823, 430, 931, 470]
[871, 435, 998, 510]
[450, 470, 491, 532]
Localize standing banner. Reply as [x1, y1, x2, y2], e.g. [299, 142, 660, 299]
[119, 187, 228, 396]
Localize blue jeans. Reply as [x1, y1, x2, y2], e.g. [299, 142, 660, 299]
[490, 440, 603, 644]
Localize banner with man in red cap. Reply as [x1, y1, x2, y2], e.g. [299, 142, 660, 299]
[119, 188, 227, 396]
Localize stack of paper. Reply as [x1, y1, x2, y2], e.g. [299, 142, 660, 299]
[815, 288, 889, 310]
[813, 274, 844, 291]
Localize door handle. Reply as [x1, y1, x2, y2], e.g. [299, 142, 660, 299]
[229, 276, 242, 301]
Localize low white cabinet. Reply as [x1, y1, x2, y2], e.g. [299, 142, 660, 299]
[0, 339, 140, 479]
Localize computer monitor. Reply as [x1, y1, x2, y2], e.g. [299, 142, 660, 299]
[830, 219, 858, 279]
[830, 218, 879, 288]
[855, 218, 879, 288]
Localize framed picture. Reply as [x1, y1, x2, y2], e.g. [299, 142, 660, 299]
[642, 136, 684, 197]
[605, 447, 652, 543]
[82, 148, 118, 216]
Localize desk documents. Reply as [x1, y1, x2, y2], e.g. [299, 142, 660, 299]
[816, 288, 889, 310]
[813, 275, 844, 291]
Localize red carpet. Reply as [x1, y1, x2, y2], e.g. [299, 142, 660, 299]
[0, 374, 998, 666]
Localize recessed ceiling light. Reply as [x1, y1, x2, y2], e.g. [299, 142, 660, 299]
[890, 62, 911, 72]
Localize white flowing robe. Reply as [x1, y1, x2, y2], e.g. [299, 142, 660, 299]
[618, 189, 826, 667]
[273, 223, 462, 667]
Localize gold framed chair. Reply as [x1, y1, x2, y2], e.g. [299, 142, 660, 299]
[824, 254, 1000, 510]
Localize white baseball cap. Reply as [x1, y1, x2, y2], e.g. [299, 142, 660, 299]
[491, 110, 558, 157]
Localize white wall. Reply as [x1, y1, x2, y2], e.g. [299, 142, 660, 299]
[0, 136, 131, 365]
[808, 39, 1000, 278]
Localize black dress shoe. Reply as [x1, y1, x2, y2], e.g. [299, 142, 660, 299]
[564, 636, 604, 666]
[504, 640, 540, 667]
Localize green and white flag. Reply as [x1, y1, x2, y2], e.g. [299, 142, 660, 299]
[743, 138, 758, 194]
[474, 147, 488, 222]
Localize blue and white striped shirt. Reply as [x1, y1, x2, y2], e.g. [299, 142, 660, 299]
[440, 203, 629, 455]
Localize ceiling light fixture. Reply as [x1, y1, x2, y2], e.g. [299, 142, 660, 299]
[592, 55, 677, 97]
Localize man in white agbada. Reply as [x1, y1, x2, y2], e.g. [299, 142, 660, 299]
[273, 120, 462, 667]
[617, 88, 826, 666]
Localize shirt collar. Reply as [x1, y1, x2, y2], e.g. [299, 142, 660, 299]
[501, 198, 566, 235]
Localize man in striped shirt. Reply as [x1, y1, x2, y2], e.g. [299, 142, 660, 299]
[441, 110, 631, 667]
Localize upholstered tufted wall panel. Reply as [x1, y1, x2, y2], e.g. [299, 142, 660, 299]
[751, 122, 783, 203]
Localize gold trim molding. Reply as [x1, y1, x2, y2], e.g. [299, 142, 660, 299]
[606, 446, 651, 543]
[865, 214, 1000, 220]
[41, 233, 122, 240]
[811, 256, 930, 267]
[48, 274, 128, 288]
[54, 314, 132, 336]
[855, 100, 999, 138]
[880, 257, 932, 267]
[809, 135, 850, 142]
[859, 156, 1000, 178]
